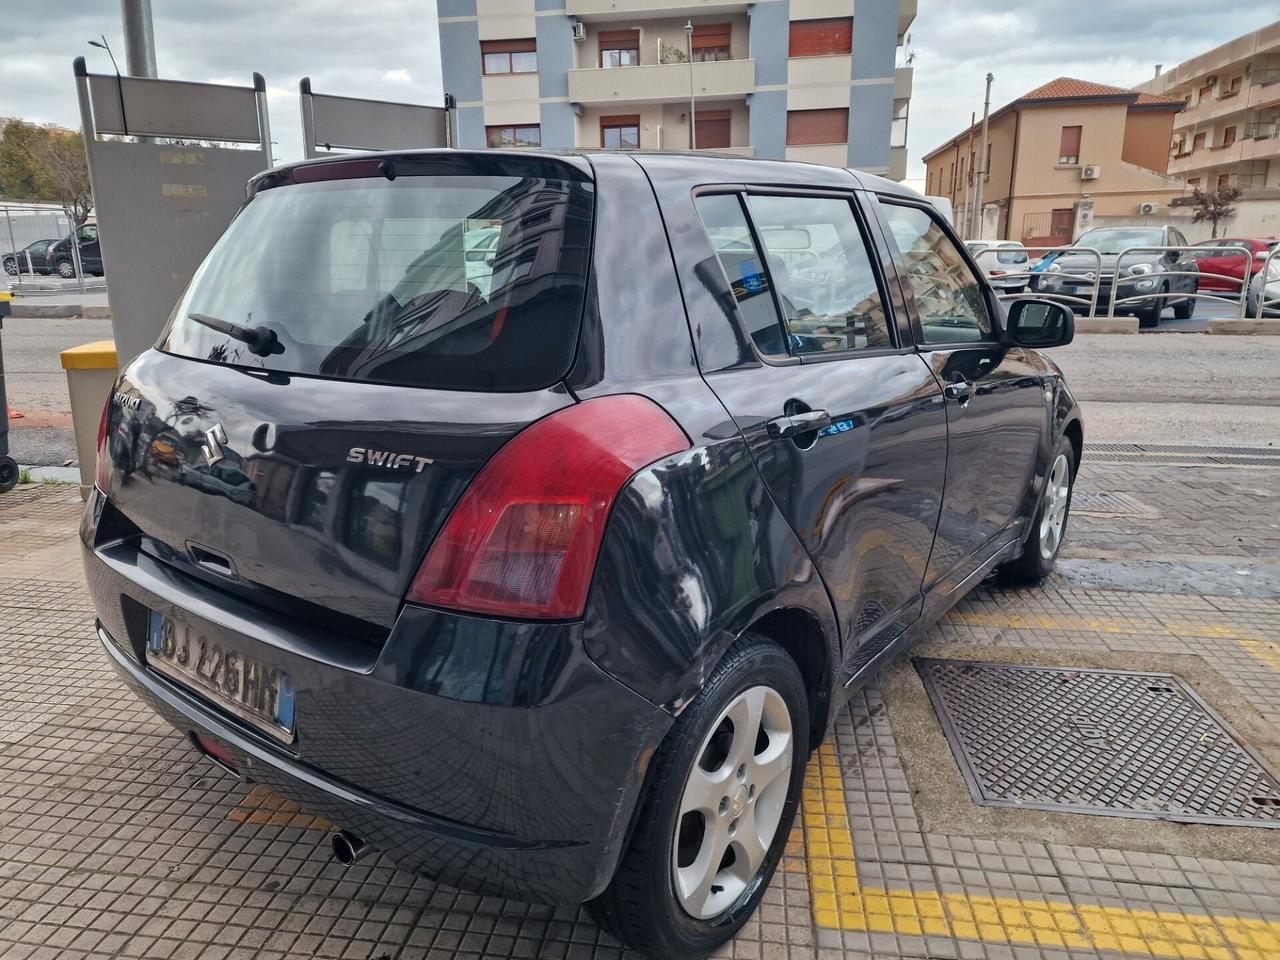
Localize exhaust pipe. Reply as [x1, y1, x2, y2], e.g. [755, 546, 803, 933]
[331, 830, 368, 866]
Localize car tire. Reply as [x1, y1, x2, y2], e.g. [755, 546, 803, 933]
[1173, 295, 1195, 320]
[2, 258, 17, 276]
[55, 260, 75, 279]
[588, 634, 809, 960]
[0, 456, 18, 494]
[1136, 300, 1161, 328]
[998, 435, 1076, 584]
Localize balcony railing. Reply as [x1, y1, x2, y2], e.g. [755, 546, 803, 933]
[567, 57, 755, 104]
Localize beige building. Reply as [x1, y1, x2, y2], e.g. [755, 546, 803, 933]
[1136, 20, 1280, 195]
[922, 78, 1185, 245]
[439, 0, 916, 177]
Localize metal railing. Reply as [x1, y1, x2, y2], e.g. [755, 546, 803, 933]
[973, 243, 1264, 323]
[971, 245, 1102, 316]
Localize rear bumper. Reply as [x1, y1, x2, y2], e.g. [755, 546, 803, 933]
[83, 494, 672, 904]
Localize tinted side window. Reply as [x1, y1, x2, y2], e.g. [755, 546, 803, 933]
[694, 194, 789, 357]
[745, 195, 893, 354]
[878, 201, 992, 345]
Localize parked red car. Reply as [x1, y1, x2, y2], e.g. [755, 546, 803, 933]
[1191, 238, 1278, 293]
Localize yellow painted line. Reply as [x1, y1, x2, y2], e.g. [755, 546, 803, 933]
[803, 742, 1280, 959]
[228, 783, 333, 831]
[1242, 638, 1280, 674]
[945, 610, 1268, 643]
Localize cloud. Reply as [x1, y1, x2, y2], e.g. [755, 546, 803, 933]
[0, 0, 443, 164]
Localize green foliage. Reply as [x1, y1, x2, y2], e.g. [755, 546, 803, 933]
[1172, 185, 1242, 240]
[17, 468, 33, 485]
[0, 120, 94, 225]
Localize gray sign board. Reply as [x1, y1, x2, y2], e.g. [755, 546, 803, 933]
[299, 77, 449, 158]
[74, 58, 272, 365]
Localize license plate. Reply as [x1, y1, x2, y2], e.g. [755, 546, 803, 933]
[146, 610, 295, 741]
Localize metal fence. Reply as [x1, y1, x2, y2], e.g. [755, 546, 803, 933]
[0, 201, 103, 296]
[971, 243, 1264, 322]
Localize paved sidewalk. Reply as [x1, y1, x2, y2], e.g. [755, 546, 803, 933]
[0, 452, 1278, 960]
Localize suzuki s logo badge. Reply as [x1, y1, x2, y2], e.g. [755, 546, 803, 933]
[111, 392, 141, 412]
[201, 424, 228, 465]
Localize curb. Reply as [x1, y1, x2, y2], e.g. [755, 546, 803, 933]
[1075, 317, 1138, 334]
[9, 304, 111, 320]
[1206, 318, 1280, 335]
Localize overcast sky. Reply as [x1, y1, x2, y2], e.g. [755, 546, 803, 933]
[0, 1, 1276, 180]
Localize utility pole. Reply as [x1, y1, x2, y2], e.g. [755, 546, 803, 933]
[973, 72, 994, 240]
[967, 111, 977, 238]
[685, 20, 697, 149]
[120, 0, 158, 78]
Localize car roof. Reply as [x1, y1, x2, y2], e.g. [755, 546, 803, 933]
[260, 147, 923, 199]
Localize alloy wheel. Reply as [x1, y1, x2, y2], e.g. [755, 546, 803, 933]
[1039, 453, 1071, 561]
[672, 685, 793, 920]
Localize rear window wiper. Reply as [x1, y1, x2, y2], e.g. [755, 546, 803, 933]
[188, 313, 284, 357]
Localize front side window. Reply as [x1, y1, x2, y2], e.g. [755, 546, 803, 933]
[481, 39, 537, 75]
[162, 166, 595, 392]
[745, 195, 892, 354]
[877, 201, 992, 345]
[601, 115, 640, 149]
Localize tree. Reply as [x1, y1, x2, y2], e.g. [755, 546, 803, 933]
[1172, 185, 1242, 239]
[0, 120, 94, 225]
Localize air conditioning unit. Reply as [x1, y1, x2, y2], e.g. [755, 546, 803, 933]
[1139, 202, 1159, 215]
[1081, 164, 1101, 180]
[571, 20, 586, 40]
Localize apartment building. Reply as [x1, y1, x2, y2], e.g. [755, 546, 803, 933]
[922, 78, 1185, 244]
[437, 0, 915, 177]
[1137, 20, 1280, 195]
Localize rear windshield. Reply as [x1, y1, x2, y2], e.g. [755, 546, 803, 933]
[996, 249, 1027, 265]
[161, 170, 594, 391]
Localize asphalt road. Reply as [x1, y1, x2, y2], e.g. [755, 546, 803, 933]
[3, 316, 1278, 465]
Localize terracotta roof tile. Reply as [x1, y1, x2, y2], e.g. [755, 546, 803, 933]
[1133, 91, 1184, 106]
[1020, 77, 1133, 100]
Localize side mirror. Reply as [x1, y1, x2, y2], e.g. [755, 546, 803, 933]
[1005, 299, 1074, 348]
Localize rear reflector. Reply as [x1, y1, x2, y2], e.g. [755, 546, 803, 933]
[407, 395, 690, 619]
[191, 732, 238, 772]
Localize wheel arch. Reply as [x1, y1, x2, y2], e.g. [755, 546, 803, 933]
[743, 606, 834, 751]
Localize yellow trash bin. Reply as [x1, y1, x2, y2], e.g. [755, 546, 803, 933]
[60, 340, 118, 500]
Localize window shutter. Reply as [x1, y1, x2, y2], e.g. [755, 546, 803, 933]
[785, 108, 849, 146]
[694, 109, 732, 149]
[691, 23, 731, 49]
[480, 38, 536, 54]
[599, 29, 640, 46]
[787, 18, 852, 57]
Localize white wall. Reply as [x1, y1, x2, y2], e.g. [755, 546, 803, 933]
[1090, 196, 1280, 243]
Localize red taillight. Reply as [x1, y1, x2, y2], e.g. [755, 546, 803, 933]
[94, 395, 111, 492]
[407, 395, 690, 619]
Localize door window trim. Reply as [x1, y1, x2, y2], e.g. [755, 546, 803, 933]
[867, 194, 1004, 352]
[691, 184, 911, 367]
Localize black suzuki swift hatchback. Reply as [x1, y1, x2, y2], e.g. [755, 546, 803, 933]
[85, 149, 1081, 959]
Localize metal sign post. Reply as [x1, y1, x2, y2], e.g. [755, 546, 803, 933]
[73, 57, 273, 365]
[298, 77, 450, 158]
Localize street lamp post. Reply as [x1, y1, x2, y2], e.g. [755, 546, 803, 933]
[685, 20, 696, 150]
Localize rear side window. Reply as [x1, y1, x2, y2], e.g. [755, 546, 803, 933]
[162, 172, 594, 392]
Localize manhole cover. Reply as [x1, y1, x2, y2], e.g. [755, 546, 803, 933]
[1071, 491, 1156, 516]
[916, 660, 1280, 827]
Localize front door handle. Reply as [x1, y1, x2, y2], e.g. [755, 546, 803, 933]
[766, 409, 832, 439]
[944, 380, 976, 402]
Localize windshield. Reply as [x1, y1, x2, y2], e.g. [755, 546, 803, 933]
[1074, 227, 1163, 255]
[162, 171, 594, 392]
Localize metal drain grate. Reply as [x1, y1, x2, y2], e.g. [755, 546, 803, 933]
[916, 660, 1280, 828]
[1070, 491, 1156, 516]
[1085, 443, 1280, 468]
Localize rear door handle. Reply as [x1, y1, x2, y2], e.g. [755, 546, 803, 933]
[944, 381, 976, 402]
[766, 409, 832, 439]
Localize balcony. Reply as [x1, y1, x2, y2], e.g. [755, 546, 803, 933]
[568, 57, 755, 105]
[895, 66, 913, 100]
[899, 0, 917, 41]
[567, 0, 748, 17]
[889, 145, 907, 182]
